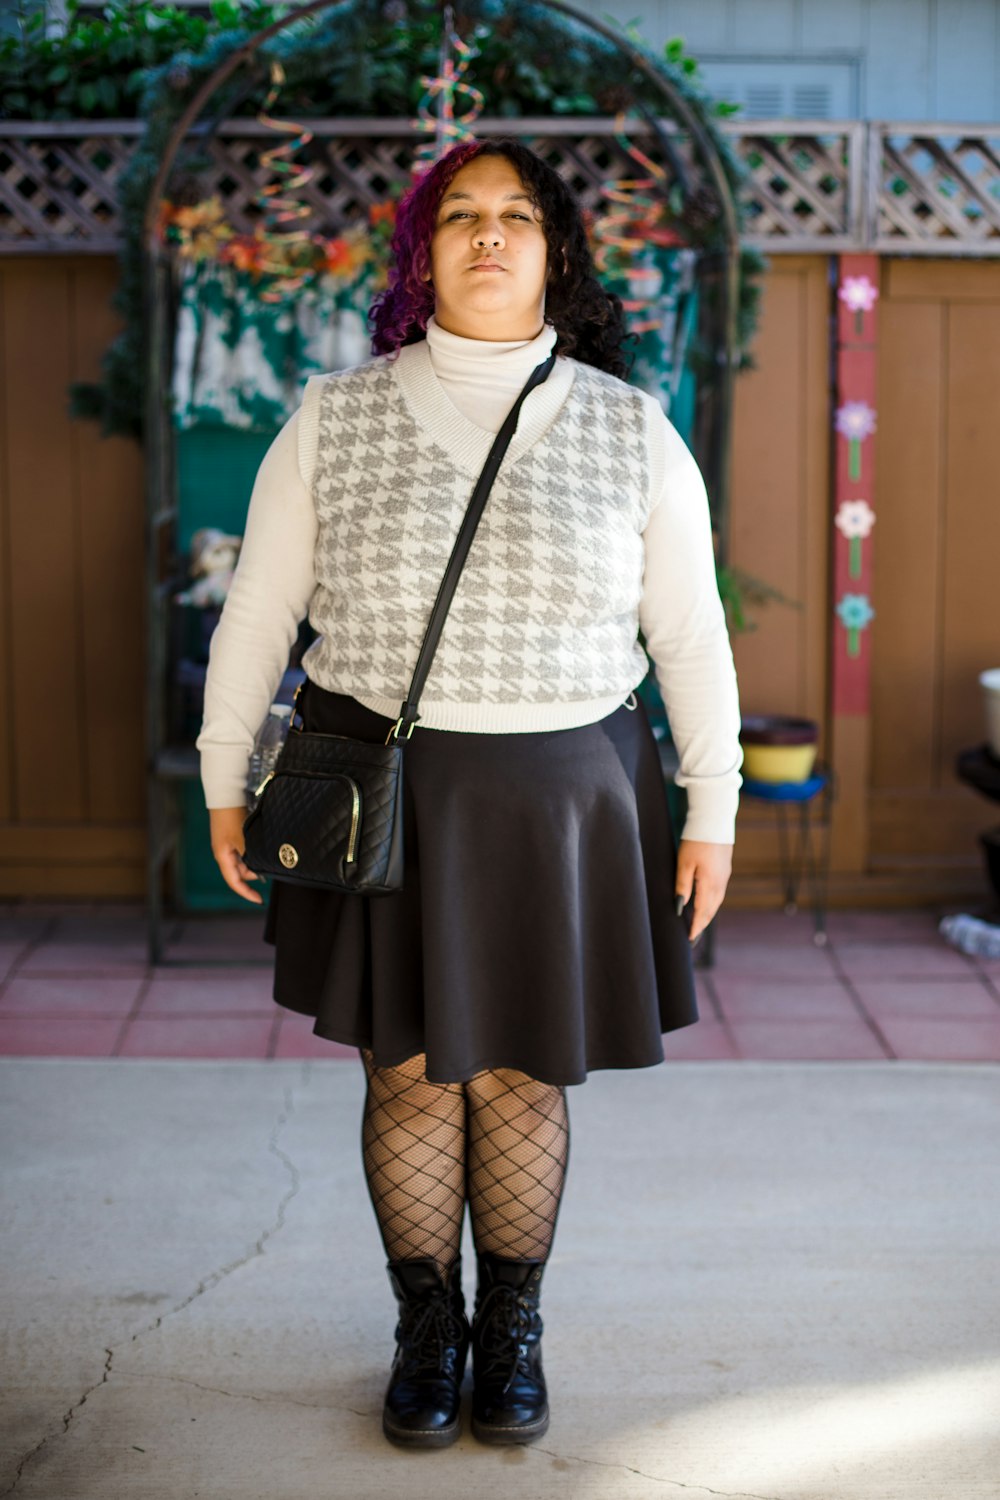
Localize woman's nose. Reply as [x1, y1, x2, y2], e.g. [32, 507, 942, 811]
[474, 218, 504, 248]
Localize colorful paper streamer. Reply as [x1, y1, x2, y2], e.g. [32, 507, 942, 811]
[412, 5, 485, 167]
[253, 59, 317, 301]
[591, 114, 686, 335]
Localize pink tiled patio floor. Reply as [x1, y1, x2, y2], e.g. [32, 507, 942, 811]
[1, 903, 998, 1062]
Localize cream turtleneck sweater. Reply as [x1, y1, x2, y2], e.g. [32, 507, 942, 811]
[197, 320, 743, 842]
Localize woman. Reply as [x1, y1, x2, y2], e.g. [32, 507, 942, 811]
[199, 137, 742, 1450]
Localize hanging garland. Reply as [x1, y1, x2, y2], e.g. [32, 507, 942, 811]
[412, 3, 486, 166]
[157, 193, 395, 289]
[253, 58, 319, 297]
[591, 113, 691, 336]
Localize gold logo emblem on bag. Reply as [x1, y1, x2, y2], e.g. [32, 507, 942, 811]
[278, 843, 299, 869]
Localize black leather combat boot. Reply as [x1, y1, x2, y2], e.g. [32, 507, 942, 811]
[382, 1256, 470, 1447]
[470, 1252, 549, 1444]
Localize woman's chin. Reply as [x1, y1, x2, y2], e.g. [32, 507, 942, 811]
[436, 294, 540, 334]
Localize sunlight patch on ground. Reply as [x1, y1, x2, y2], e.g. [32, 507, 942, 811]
[637, 1360, 1000, 1496]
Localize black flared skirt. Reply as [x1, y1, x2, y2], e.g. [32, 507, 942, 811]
[264, 680, 698, 1086]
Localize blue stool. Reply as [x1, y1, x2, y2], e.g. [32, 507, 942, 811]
[740, 763, 836, 945]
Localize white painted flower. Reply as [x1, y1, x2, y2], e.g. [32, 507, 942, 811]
[838, 276, 879, 313]
[835, 499, 876, 539]
[835, 401, 877, 441]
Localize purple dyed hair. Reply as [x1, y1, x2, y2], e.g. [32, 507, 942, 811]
[368, 141, 482, 355]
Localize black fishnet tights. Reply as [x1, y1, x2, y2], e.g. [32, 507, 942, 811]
[464, 1066, 570, 1262]
[360, 1050, 466, 1277]
[360, 1050, 569, 1278]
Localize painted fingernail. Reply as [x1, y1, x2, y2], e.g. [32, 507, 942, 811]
[675, 895, 685, 916]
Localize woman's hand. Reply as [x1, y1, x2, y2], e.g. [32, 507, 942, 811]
[209, 807, 264, 905]
[676, 839, 733, 943]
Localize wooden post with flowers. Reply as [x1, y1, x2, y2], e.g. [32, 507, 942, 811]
[830, 254, 879, 873]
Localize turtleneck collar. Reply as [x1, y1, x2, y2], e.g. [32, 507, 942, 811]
[423, 314, 560, 434]
[426, 313, 557, 362]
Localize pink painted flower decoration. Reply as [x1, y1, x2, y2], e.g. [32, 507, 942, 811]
[838, 276, 879, 313]
[835, 499, 876, 540]
[835, 401, 877, 441]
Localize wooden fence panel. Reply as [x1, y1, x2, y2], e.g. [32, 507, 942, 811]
[0, 276, 9, 827]
[869, 295, 941, 793]
[0, 256, 144, 896]
[2, 260, 86, 824]
[73, 260, 145, 828]
[728, 254, 832, 878]
[870, 260, 1000, 876]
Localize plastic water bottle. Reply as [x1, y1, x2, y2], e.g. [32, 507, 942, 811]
[938, 913, 1000, 959]
[246, 704, 292, 810]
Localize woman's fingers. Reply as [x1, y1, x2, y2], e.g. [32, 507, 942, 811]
[215, 843, 264, 905]
[207, 807, 262, 904]
[689, 878, 726, 942]
[676, 839, 733, 943]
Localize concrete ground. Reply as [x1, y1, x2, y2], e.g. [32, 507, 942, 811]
[2, 1057, 998, 1499]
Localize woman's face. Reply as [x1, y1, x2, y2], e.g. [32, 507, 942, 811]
[428, 154, 549, 341]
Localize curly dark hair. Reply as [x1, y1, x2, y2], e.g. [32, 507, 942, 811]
[369, 137, 635, 380]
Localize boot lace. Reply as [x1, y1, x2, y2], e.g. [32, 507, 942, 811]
[476, 1286, 540, 1396]
[396, 1294, 466, 1380]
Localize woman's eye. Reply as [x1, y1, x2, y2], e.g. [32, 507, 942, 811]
[442, 210, 534, 222]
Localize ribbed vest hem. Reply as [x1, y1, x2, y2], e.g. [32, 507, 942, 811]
[345, 687, 637, 734]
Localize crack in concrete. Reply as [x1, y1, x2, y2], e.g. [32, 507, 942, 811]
[128, 1369, 369, 1420]
[530, 1446, 775, 1500]
[4, 1081, 302, 1495]
[4, 1349, 113, 1497]
[138, 1080, 302, 1332]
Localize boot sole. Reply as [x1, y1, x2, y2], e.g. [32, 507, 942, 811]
[382, 1412, 461, 1449]
[471, 1408, 550, 1445]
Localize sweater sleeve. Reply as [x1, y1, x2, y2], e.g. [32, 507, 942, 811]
[195, 399, 318, 809]
[637, 401, 743, 845]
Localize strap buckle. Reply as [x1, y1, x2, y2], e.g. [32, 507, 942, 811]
[291, 678, 306, 731]
[385, 716, 417, 745]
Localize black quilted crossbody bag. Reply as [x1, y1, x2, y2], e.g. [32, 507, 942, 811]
[241, 351, 556, 895]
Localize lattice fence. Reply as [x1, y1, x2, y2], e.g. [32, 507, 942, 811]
[1, 118, 998, 255]
[194, 122, 640, 233]
[875, 127, 1000, 252]
[0, 125, 141, 253]
[738, 125, 863, 250]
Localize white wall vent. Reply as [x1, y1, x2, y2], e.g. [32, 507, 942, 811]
[698, 57, 857, 121]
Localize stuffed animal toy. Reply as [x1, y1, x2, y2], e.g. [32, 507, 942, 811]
[175, 527, 242, 607]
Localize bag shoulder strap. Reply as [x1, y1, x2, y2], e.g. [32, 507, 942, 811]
[386, 349, 557, 744]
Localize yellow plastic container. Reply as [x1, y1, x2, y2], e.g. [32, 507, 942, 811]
[741, 742, 818, 783]
[739, 715, 820, 784]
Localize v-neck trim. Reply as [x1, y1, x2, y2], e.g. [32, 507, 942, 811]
[392, 339, 577, 478]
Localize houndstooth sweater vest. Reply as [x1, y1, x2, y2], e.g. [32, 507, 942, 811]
[300, 345, 653, 730]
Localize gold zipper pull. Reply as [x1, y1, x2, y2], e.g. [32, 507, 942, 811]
[345, 779, 361, 863]
[254, 771, 275, 799]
